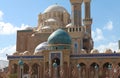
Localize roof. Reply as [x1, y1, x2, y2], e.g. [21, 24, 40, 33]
[43, 4, 68, 13]
[34, 42, 48, 53]
[47, 29, 72, 44]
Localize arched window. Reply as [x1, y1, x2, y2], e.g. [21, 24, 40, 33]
[74, 42, 78, 53]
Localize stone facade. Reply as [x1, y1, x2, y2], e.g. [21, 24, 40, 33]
[7, 0, 120, 78]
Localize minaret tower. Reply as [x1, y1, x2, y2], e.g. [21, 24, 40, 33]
[83, 0, 93, 52]
[70, 0, 93, 53]
[83, 0, 92, 36]
[70, 0, 83, 26]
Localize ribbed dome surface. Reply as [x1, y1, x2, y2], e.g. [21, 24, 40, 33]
[48, 29, 72, 44]
[44, 4, 68, 13]
[34, 42, 48, 53]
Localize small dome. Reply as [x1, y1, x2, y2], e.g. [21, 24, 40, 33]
[44, 4, 68, 13]
[81, 49, 87, 54]
[66, 23, 73, 28]
[24, 26, 33, 30]
[48, 29, 72, 44]
[13, 51, 19, 55]
[91, 49, 99, 54]
[23, 51, 31, 55]
[104, 49, 113, 53]
[42, 26, 52, 29]
[19, 53, 24, 56]
[34, 42, 48, 53]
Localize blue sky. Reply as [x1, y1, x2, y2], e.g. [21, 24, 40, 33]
[0, 0, 120, 60]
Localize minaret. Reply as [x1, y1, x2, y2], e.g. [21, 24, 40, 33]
[83, 0, 92, 36]
[70, 0, 83, 26]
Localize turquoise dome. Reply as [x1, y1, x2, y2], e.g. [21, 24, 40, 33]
[48, 29, 72, 44]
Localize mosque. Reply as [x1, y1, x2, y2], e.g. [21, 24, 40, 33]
[7, 0, 120, 78]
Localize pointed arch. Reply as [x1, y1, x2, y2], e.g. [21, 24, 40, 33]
[102, 62, 113, 78]
[32, 63, 40, 78]
[89, 62, 99, 78]
[77, 62, 86, 78]
[23, 63, 29, 74]
[117, 63, 120, 77]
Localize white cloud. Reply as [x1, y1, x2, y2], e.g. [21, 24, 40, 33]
[95, 42, 118, 53]
[0, 21, 31, 35]
[0, 11, 4, 20]
[0, 45, 16, 60]
[92, 28, 104, 41]
[103, 21, 113, 30]
[0, 10, 32, 35]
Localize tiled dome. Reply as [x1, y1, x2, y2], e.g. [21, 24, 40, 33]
[47, 29, 72, 44]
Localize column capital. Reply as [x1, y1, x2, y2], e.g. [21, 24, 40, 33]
[83, 0, 91, 3]
[70, 0, 83, 4]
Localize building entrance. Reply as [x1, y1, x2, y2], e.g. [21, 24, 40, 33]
[52, 57, 60, 66]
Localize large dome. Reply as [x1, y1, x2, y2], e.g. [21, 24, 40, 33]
[48, 29, 72, 44]
[44, 4, 68, 13]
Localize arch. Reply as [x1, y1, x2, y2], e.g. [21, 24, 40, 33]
[103, 62, 112, 69]
[77, 63, 86, 78]
[102, 62, 113, 78]
[90, 62, 99, 78]
[90, 62, 99, 68]
[79, 63, 86, 67]
[23, 63, 29, 74]
[117, 63, 120, 77]
[118, 63, 120, 67]
[13, 63, 18, 74]
[32, 63, 40, 78]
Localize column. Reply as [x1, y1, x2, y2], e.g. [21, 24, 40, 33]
[77, 64, 81, 78]
[94, 65, 99, 78]
[108, 64, 112, 78]
[53, 62, 58, 78]
[18, 59, 24, 78]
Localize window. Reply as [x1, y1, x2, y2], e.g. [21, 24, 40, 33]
[74, 42, 78, 53]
